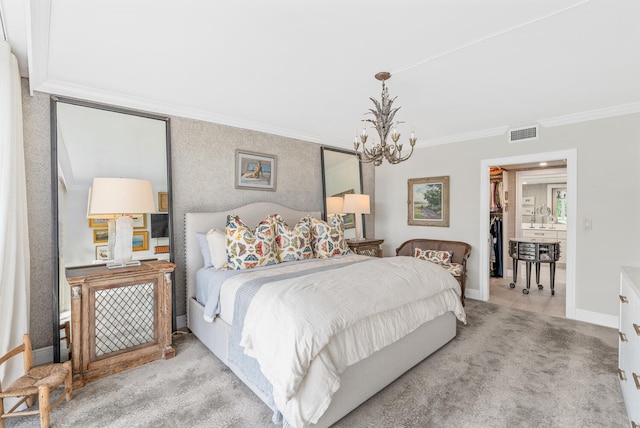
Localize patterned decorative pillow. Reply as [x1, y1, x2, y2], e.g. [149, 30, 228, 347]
[225, 214, 279, 270]
[443, 262, 464, 277]
[273, 215, 314, 262]
[414, 248, 453, 266]
[308, 215, 350, 258]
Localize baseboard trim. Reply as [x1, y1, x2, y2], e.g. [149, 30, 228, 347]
[176, 314, 187, 330]
[465, 289, 484, 301]
[33, 345, 54, 365]
[573, 309, 618, 329]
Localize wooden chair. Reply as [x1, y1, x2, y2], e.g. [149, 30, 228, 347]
[59, 321, 70, 350]
[0, 334, 72, 428]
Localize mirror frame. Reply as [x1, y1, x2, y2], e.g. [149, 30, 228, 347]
[320, 146, 364, 235]
[50, 96, 173, 362]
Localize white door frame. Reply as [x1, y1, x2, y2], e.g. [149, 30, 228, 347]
[478, 149, 577, 320]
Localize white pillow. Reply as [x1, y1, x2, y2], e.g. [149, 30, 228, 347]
[206, 228, 227, 269]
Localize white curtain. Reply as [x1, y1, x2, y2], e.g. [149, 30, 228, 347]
[0, 40, 31, 395]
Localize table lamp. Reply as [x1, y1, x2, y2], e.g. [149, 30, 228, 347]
[343, 194, 370, 241]
[87, 177, 156, 268]
[326, 196, 345, 217]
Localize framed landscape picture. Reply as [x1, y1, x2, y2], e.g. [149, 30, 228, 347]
[235, 150, 277, 191]
[93, 229, 109, 243]
[89, 218, 109, 228]
[132, 231, 149, 252]
[407, 176, 450, 227]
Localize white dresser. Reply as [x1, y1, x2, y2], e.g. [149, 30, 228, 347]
[619, 266, 640, 427]
[521, 228, 566, 265]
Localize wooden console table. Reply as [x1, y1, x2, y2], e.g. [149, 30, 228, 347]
[508, 239, 560, 295]
[66, 260, 175, 388]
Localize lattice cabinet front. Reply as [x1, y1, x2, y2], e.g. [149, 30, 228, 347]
[66, 260, 175, 388]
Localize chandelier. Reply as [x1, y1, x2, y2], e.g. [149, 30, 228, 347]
[354, 72, 417, 166]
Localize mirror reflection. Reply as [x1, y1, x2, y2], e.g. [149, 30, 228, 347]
[520, 168, 567, 228]
[320, 147, 364, 239]
[52, 97, 172, 362]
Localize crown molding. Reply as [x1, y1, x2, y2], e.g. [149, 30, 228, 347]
[36, 79, 337, 147]
[27, 0, 51, 93]
[539, 101, 640, 127]
[36, 79, 640, 152]
[417, 126, 509, 148]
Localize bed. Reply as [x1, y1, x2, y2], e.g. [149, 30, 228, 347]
[185, 202, 465, 427]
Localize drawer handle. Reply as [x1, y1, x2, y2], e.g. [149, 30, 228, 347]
[635, 372, 640, 390]
[619, 368, 627, 381]
[619, 295, 629, 303]
[619, 332, 628, 342]
[634, 323, 640, 336]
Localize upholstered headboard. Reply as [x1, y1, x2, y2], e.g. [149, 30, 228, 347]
[184, 202, 321, 303]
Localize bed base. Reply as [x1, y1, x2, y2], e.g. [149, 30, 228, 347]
[185, 205, 457, 427]
[188, 296, 455, 427]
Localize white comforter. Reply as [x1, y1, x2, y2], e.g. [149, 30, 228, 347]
[238, 254, 466, 427]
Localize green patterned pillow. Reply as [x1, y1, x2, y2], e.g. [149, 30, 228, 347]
[225, 214, 278, 270]
[308, 215, 350, 258]
[414, 248, 453, 265]
[273, 215, 314, 262]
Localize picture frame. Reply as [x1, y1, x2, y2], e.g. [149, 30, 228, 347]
[95, 245, 109, 261]
[89, 218, 109, 228]
[93, 229, 109, 243]
[132, 231, 149, 252]
[407, 176, 450, 227]
[133, 214, 147, 229]
[235, 150, 277, 191]
[158, 192, 169, 212]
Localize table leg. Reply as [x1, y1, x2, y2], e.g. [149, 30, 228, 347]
[510, 257, 518, 289]
[550, 262, 556, 296]
[523, 262, 532, 294]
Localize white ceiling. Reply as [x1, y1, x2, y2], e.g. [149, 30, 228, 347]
[2, 0, 640, 150]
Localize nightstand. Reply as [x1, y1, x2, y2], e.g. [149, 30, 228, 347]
[347, 238, 384, 258]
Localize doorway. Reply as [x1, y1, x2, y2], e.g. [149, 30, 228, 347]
[479, 149, 577, 320]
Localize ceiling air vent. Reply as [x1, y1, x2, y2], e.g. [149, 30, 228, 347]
[508, 125, 539, 143]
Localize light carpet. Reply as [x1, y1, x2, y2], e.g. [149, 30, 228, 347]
[5, 300, 628, 427]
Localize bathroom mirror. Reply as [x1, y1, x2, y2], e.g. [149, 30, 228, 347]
[320, 147, 364, 239]
[50, 96, 173, 362]
[518, 168, 567, 227]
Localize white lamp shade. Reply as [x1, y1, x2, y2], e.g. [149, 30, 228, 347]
[87, 177, 156, 218]
[326, 197, 344, 215]
[343, 194, 370, 214]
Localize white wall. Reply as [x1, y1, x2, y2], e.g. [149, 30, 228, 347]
[375, 113, 640, 320]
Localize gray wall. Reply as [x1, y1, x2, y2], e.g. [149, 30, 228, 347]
[375, 113, 640, 319]
[21, 80, 375, 349]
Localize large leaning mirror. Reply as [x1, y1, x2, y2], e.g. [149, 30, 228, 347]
[51, 97, 173, 362]
[320, 147, 364, 239]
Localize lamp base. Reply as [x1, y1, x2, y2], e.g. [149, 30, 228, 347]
[106, 260, 141, 269]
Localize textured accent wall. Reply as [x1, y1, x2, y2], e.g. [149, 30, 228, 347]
[20, 80, 374, 349]
[21, 80, 54, 350]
